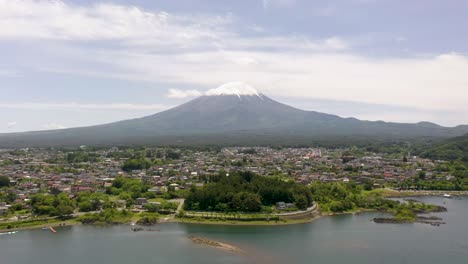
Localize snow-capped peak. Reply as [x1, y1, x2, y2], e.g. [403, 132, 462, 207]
[205, 82, 262, 98]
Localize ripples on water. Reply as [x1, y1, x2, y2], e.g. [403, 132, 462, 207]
[1, 196, 467, 264]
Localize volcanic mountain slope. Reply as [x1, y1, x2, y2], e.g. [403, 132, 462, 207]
[1, 85, 467, 147]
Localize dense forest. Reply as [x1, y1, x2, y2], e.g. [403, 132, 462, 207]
[421, 134, 468, 163]
[184, 171, 313, 212]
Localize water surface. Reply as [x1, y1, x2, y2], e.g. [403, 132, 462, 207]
[1, 196, 467, 264]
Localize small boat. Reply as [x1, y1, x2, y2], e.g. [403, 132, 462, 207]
[443, 193, 452, 198]
[0, 231, 18, 235]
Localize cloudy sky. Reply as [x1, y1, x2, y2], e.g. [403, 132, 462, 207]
[1, 0, 468, 132]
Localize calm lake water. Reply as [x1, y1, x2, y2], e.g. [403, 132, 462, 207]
[1, 196, 467, 264]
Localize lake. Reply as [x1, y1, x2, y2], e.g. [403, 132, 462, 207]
[1, 196, 467, 264]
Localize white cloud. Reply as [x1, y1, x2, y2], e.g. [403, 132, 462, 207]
[0, 0, 346, 52]
[0, 102, 171, 111]
[0, 0, 233, 50]
[0, 69, 20, 77]
[42, 123, 67, 130]
[170, 82, 260, 98]
[262, 0, 297, 9]
[324, 37, 348, 50]
[1, 0, 467, 124]
[106, 50, 468, 113]
[167, 89, 203, 99]
[7, 121, 17, 128]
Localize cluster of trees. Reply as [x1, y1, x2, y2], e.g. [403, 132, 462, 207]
[421, 134, 468, 163]
[136, 215, 158, 225]
[0, 190, 17, 204]
[0, 176, 10, 187]
[0, 159, 18, 167]
[310, 182, 399, 213]
[105, 176, 153, 205]
[240, 148, 257, 154]
[309, 182, 446, 216]
[144, 201, 178, 212]
[184, 171, 313, 212]
[78, 208, 133, 224]
[76, 192, 112, 212]
[165, 150, 181, 160]
[121, 158, 153, 172]
[30, 193, 74, 217]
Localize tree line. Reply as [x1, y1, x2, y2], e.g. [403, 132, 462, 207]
[184, 171, 313, 212]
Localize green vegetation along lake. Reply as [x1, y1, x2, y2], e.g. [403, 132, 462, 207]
[1, 196, 467, 264]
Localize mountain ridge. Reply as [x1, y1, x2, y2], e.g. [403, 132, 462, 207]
[1, 93, 467, 148]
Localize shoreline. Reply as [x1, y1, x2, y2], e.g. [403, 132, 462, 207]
[0, 220, 80, 233]
[0, 211, 323, 232]
[2, 193, 464, 232]
[379, 189, 468, 198]
[0, 208, 437, 233]
[171, 214, 322, 226]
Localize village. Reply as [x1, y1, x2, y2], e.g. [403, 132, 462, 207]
[0, 145, 454, 222]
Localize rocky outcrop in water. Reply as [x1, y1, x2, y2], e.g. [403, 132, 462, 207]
[373, 216, 445, 225]
[188, 236, 243, 253]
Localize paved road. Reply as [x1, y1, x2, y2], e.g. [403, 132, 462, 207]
[274, 203, 318, 216]
[173, 199, 185, 213]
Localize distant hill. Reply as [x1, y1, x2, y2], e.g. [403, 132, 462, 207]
[1, 87, 467, 148]
[421, 134, 468, 162]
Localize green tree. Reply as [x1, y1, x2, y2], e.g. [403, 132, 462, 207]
[121, 158, 152, 172]
[295, 195, 308, 210]
[55, 204, 74, 217]
[78, 201, 94, 212]
[144, 203, 160, 212]
[166, 150, 181, 160]
[0, 176, 10, 187]
[418, 171, 426, 180]
[6, 192, 17, 203]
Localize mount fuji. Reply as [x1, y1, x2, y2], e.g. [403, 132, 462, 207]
[1, 83, 467, 147]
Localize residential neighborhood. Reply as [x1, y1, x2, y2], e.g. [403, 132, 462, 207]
[0, 146, 457, 220]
